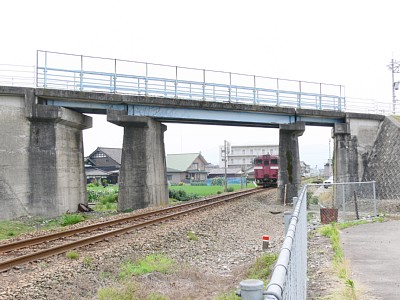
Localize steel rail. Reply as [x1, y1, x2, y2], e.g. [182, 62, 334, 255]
[0, 189, 259, 253]
[0, 188, 265, 272]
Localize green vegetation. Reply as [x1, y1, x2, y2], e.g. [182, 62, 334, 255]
[187, 230, 198, 241]
[0, 221, 34, 240]
[97, 283, 137, 300]
[319, 223, 356, 298]
[87, 184, 119, 211]
[246, 252, 278, 282]
[66, 251, 80, 259]
[119, 254, 175, 279]
[60, 213, 87, 226]
[169, 184, 252, 197]
[215, 291, 240, 300]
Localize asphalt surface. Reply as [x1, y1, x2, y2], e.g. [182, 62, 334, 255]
[341, 220, 400, 300]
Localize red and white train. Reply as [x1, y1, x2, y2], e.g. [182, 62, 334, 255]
[253, 154, 279, 187]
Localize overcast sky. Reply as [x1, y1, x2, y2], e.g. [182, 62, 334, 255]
[2, 1, 400, 168]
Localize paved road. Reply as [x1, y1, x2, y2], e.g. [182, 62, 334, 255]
[341, 220, 400, 300]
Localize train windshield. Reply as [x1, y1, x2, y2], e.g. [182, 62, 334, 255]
[254, 159, 263, 165]
[270, 159, 278, 165]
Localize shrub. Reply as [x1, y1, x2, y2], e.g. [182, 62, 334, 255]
[211, 177, 224, 186]
[168, 189, 200, 201]
[226, 186, 234, 192]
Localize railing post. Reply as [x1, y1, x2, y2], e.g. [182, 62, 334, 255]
[35, 51, 39, 87]
[44, 51, 48, 88]
[342, 184, 346, 222]
[175, 65, 178, 98]
[253, 75, 256, 104]
[145, 63, 149, 96]
[79, 55, 83, 91]
[202, 69, 206, 100]
[113, 59, 117, 93]
[319, 83, 322, 109]
[229, 72, 232, 103]
[276, 78, 280, 106]
[298, 81, 302, 108]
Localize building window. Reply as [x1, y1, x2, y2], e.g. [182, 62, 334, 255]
[270, 149, 274, 154]
[242, 150, 245, 155]
[92, 152, 106, 158]
[231, 158, 234, 164]
[191, 163, 198, 170]
[167, 175, 172, 181]
[242, 158, 245, 164]
[250, 149, 253, 155]
[262, 149, 265, 154]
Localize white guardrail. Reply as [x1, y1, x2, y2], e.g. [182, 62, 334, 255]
[0, 50, 396, 115]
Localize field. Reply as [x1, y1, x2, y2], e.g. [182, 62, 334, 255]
[169, 183, 255, 196]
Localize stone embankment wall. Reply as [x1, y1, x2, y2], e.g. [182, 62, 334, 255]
[363, 116, 400, 201]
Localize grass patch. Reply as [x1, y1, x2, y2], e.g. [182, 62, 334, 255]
[319, 223, 357, 298]
[0, 221, 34, 240]
[187, 230, 198, 241]
[94, 202, 118, 212]
[66, 251, 79, 259]
[215, 291, 240, 300]
[97, 282, 137, 300]
[119, 254, 175, 279]
[60, 214, 86, 226]
[169, 184, 253, 197]
[337, 220, 368, 230]
[246, 252, 278, 282]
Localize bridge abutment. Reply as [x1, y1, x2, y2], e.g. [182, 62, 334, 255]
[278, 122, 305, 204]
[107, 110, 168, 211]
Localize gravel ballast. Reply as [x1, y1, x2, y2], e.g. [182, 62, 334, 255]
[1, 189, 286, 299]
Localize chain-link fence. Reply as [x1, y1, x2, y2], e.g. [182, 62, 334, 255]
[263, 186, 308, 300]
[307, 181, 377, 222]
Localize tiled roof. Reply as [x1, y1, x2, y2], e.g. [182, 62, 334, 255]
[97, 147, 122, 164]
[166, 153, 207, 172]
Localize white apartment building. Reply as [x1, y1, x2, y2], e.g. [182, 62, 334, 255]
[219, 144, 279, 168]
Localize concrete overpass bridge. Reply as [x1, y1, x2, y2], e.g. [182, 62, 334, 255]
[0, 51, 394, 219]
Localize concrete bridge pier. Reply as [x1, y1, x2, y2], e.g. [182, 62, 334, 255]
[27, 104, 92, 216]
[107, 110, 168, 211]
[278, 122, 305, 204]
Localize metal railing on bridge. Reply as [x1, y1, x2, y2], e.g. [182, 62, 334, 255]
[2, 50, 396, 115]
[35, 50, 345, 112]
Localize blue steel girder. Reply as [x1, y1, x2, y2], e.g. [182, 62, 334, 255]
[127, 105, 295, 127]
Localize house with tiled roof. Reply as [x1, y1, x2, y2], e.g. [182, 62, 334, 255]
[85, 148, 208, 185]
[166, 153, 208, 184]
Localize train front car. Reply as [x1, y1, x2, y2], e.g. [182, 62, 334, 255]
[254, 155, 279, 188]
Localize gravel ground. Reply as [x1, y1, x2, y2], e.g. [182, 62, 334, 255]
[0, 189, 287, 300]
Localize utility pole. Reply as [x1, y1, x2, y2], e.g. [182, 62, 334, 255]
[388, 59, 400, 114]
[223, 140, 230, 192]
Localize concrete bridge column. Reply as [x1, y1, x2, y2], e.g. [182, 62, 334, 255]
[27, 104, 92, 217]
[107, 110, 168, 211]
[278, 122, 305, 204]
[333, 123, 359, 183]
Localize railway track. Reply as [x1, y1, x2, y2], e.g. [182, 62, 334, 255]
[0, 188, 266, 272]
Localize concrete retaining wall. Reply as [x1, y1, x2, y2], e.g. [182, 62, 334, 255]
[363, 116, 400, 200]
